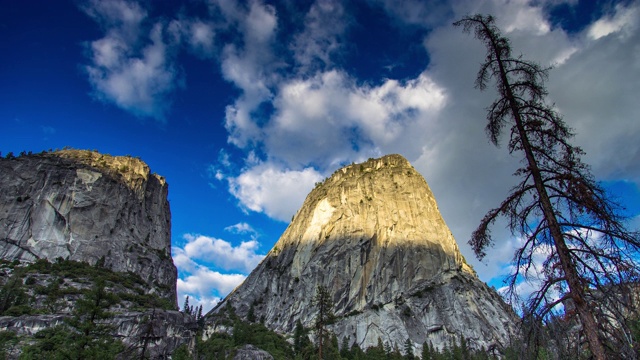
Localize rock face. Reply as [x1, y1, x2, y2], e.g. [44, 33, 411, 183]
[0, 150, 176, 303]
[233, 345, 274, 360]
[210, 154, 517, 352]
[0, 310, 197, 359]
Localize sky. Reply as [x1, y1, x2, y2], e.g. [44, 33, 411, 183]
[1, 0, 639, 313]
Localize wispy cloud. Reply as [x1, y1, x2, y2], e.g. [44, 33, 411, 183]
[588, 2, 639, 40]
[81, 0, 183, 121]
[290, 0, 348, 74]
[224, 222, 258, 236]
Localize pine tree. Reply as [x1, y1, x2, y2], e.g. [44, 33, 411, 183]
[247, 303, 256, 322]
[403, 338, 414, 360]
[293, 320, 309, 355]
[340, 336, 351, 359]
[454, 14, 640, 360]
[313, 285, 335, 360]
[421, 340, 432, 360]
[183, 296, 191, 315]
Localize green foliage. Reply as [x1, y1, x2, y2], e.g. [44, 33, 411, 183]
[404, 338, 414, 360]
[0, 272, 32, 316]
[293, 320, 313, 357]
[19, 258, 173, 312]
[172, 343, 192, 360]
[363, 338, 386, 360]
[247, 303, 256, 322]
[198, 318, 294, 360]
[313, 285, 336, 359]
[197, 332, 234, 360]
[19, 280, 125, 360]
[0, 331, 18, 359]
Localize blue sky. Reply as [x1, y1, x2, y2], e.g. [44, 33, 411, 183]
[2, 0, 639, 312]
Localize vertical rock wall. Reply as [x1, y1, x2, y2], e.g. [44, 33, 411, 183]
[0, 150, 177, 304]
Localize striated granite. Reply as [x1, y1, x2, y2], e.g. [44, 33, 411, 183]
[0, 150, 176, 303]
[208, 154, 517, 353]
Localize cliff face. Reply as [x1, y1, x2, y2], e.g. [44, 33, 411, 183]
[0, 150, 176, 303]
[209, 154, 517, 352]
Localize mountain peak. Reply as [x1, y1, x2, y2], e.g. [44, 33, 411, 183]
[208, 155, 515, 352]
[283, 154, 471, 272]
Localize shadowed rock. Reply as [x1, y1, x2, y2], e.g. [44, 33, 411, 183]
[208, 154, 518, 353]
[0, 150, 176, 302]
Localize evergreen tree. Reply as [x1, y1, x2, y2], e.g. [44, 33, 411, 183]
[364, 338, 386, 360]
[183, 296, 191, 315]
[350, 341, 366, 360]
[324, 333, 341, 360]
[340, 336, 351, 359]
[313, 285, 335, 360]
[383, 341, 392, 358]
[247, 303, 256, 322]
[403, 338, 414, 360]
[293, 320, 311, 356]
[454, 14, 640, 360]
[421, 341, 432, 360]
[20, 279, 123, 359]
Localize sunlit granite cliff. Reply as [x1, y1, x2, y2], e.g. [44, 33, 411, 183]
[208, 154, 517, 353]
[0, 150, 176, 302]
[0, 150, 196, 358]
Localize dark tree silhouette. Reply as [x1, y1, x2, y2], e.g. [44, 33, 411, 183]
[313, 285, 335, 359]
[454, 14, 640, 360]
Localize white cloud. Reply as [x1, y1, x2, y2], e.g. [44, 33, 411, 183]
[229, 163, 324, 222]
[185, 20, 216, 57]
[213, 0, 280, 148]
[262, 70, 447, 169]
[588, 2, 639, 40]
[154, 0, 640, 299]
[396, 0, 640, 288]
[225, 222, 257, 236]
[291, 0, 348, 74]
[81, 0, 146, 39]
[177, 268, 245, 297]
[82, 0, 181, 120]
[174, 230, 266, 313]
[182, 234, 265, 273]
[176, 266, 245, 312]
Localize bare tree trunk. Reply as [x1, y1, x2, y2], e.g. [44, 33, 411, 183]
[488, 31, 607, 359]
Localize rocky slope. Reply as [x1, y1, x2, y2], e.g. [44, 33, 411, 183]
[0, 150, 176, 301]
[0, 150, 194, 358]
[208, 154, 518, 353]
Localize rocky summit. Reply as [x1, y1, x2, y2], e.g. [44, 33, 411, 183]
[208, 154, 517, 352]
[0, 150, 194, 358]
[0, 150, 176, 302]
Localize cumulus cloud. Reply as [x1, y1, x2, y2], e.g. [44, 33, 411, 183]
[174, 231, 267, 312]
[215, 0, 280, 148]
[208, 0, 640, 292]
[85, 0, 638, 297]
[229, 163, 324, 221]
[181, 234, 265, 273]
[82, 0, 182, 120]
[264, 70, 447, 169]
[177, 266, 245, 312]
